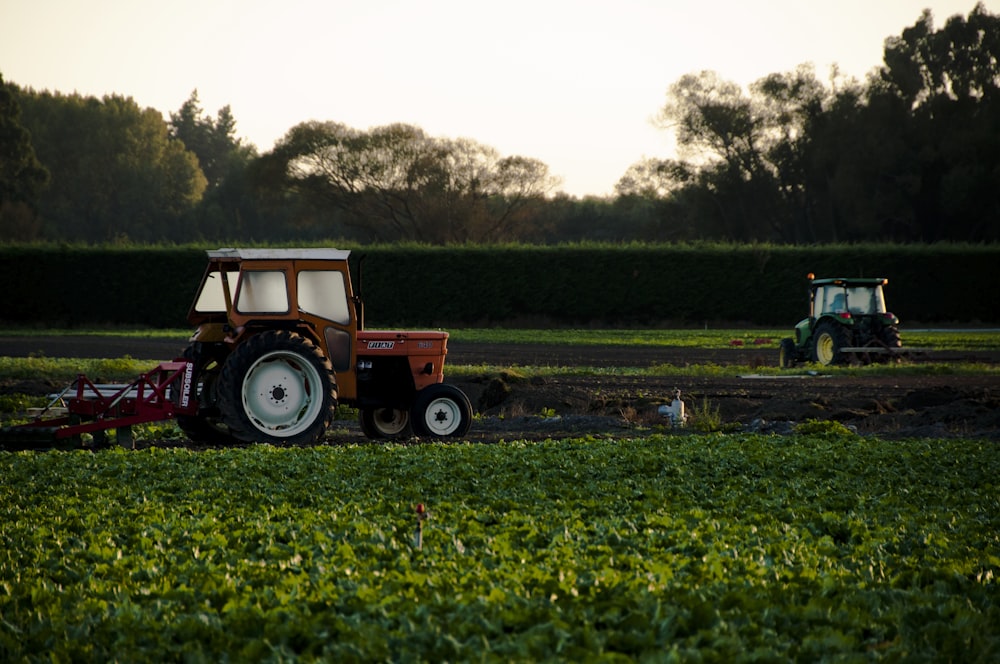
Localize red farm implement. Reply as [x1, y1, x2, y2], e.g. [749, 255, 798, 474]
[1, 361, 196, 450]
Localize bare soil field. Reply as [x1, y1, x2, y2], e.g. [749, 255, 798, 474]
[2, 336, 998, 441]
[445, 343, 1000, 441]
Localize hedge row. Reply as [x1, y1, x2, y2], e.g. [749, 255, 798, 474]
[1, 244, 997, 328]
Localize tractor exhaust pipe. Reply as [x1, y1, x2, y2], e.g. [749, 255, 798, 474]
[355, 254, 366, 331]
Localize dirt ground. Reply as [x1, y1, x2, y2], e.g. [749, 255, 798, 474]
[445, 343, 1000, 442]
[2, 336, 998, 442]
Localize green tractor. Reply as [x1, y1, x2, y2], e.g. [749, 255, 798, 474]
[779, 273, 903, 367]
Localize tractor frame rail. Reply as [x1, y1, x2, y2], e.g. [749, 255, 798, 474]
[839, 346, 929, 363]
[1, 361, 197, 450]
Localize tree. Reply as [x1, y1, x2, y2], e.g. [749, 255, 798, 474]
[169, 90, 255, 189]
[0, 74, 49, 240]
[615, 158, 692, 199]
[750, 66, 836, 242]
[169, 90, 258, 239]
[259, 122, 558, 243]
[645, 4, 1000, 246]
[17, 90, 206, 241]
[881, 3, 1000, 108]
[793, 3, 1000, 243]
[873, 2, 1000, 241]
[654, 68, 832, 241]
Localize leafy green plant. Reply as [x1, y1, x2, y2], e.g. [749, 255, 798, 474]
[1, 435, 997, 661]
[0, 393, 46, 415]
[795, 418, 856, 437]
[132, 420, 185, 441]
[0, 356, 153, 382]
[444, 327, 1000, 352]
[687, 396, 722, 432]
[3, 244, 999, 327]
[5, 327, 998, 351]
[334, 404, 359, 421]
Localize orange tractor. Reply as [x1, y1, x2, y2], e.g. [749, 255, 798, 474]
[4, 248, 472, 448]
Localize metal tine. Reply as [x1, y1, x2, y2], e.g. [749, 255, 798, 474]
[36, 377, 83, 418]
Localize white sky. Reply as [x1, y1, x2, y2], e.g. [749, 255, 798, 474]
[1, 0, 993, 197]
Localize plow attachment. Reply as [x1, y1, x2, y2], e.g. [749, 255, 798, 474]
[840, 345, 929, 363]
[1, 361, 197, 451]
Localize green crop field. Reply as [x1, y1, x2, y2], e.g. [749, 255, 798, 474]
[3, 326, 1000, 351]
[1, 436, 998, 661]
[1, 328, 998, 660]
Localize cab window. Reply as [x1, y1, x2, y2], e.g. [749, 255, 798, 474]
[236, 271, 289, 313]
[298, 270, 351, 324]
[193, 270, 239, 313]
[815, 286, 844, 315]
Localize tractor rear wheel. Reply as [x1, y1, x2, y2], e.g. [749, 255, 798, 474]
[411, 384, 472, 438]
[873, 325, 903, 364]
[176, 343, 233, 444]
[811, 321, 851, 366]
[879, 326, 902, 348]
[359, 407, 412, 439]
[778, 338, 797, 368]
[217, 331, 337, 445]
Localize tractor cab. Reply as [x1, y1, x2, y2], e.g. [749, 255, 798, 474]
[812, 279, 888, 318]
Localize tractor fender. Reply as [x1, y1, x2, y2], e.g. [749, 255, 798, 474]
[793, 318, 812, 347]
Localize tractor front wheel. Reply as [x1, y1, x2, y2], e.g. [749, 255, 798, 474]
[218, 331, 337, 445]
[811, 321, 851, 366]
[359, 407, 412, 439]
[411, 384, 472, 438]
[778, 338, 797, 369]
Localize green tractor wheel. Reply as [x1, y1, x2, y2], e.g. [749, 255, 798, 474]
[811, 321, 851, 366]
[778, 338, 797, 368]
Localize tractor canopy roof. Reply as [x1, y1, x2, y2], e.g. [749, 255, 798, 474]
[206, 248, 351, 262]
[810, 276, 888, 289]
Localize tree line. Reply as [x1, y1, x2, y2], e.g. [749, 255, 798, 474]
[1, 4, 997, 245]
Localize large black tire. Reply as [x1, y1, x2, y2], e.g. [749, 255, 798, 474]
[411, 384, 472, 438]
[879, 326, 902, 348]
[175, 342, 233, 444]
[778, 338, 797, 369]
[217, 331, 338, 445]
[811, 321, 852, 366]
[359, 407, 413, 439]
[873, 325, 903, 364]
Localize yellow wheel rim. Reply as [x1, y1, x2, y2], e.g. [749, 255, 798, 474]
[816, 333, 834, 364]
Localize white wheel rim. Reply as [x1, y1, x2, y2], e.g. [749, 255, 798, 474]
[421, 396, 462, 436]
[241, 350, 323, 437]
[373, 408, 410, 436]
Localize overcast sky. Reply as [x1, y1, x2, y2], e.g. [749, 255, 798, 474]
[2, 0, 993, 196]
